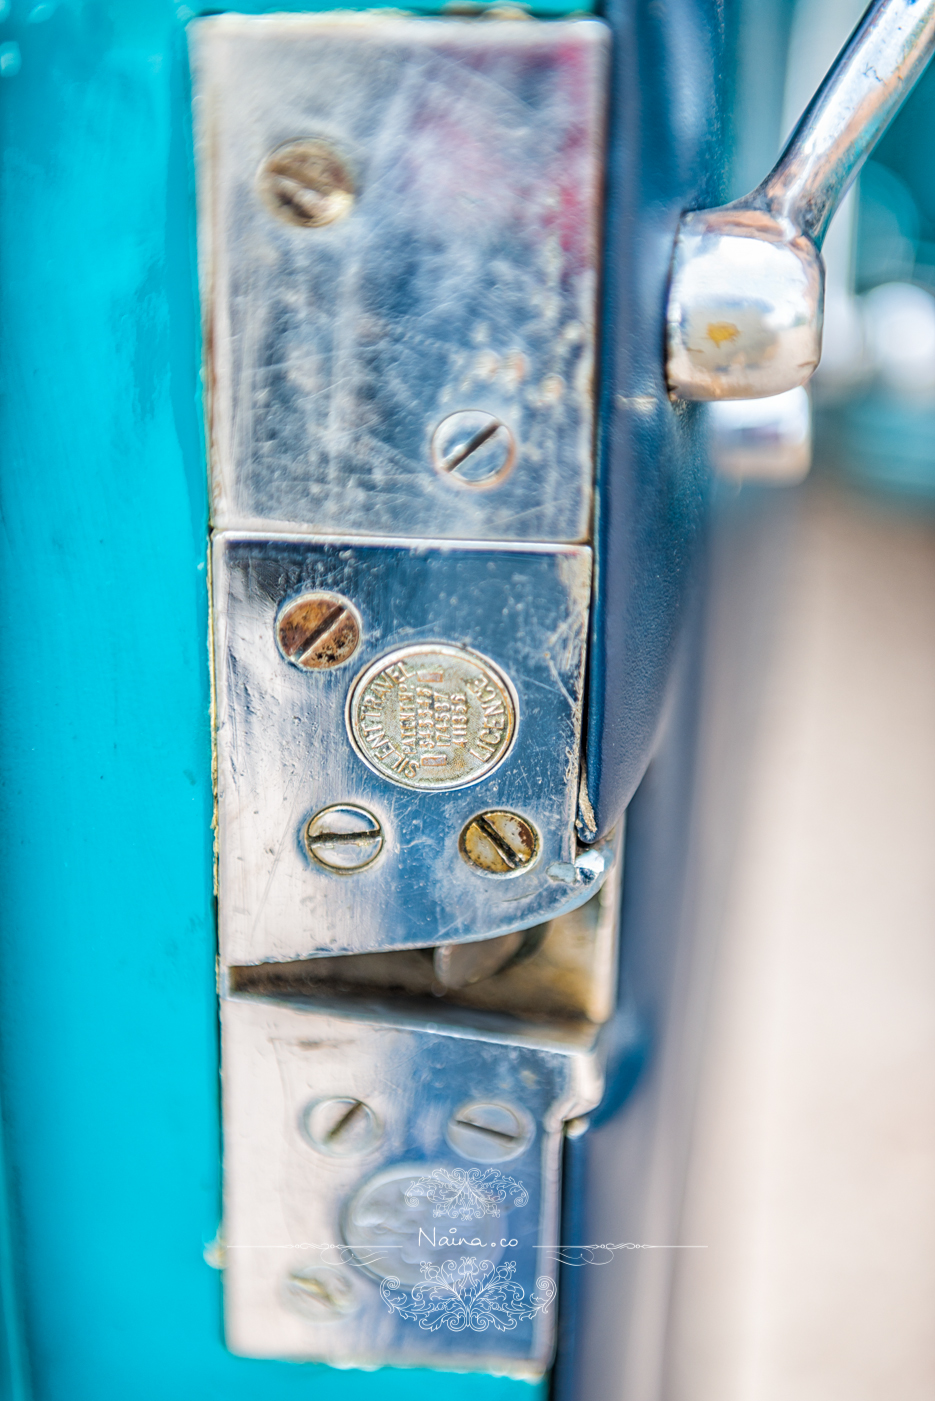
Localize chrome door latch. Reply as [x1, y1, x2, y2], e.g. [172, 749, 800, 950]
[191, 12, 614, 1378]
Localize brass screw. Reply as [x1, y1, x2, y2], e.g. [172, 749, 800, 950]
[276, 592, 360, 670]
[459, 810, 539, 876]
[257, 139, 355, 228]
[431, 410, 515, 487]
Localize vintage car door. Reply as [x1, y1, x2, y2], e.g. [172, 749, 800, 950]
[0, 1, 929, 1398]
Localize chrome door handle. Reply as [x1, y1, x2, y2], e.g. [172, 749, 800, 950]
[667, 0, 935, 401]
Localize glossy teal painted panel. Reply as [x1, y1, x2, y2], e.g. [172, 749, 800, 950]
[0, 2, 570, 1395]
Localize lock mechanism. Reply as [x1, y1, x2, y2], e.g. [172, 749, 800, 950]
[192, 11, 614, 1377]
[192, 0, 934, 1377]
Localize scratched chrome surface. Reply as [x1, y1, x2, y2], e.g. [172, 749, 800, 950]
[221, 997, 602, 1374]
[190, 13, 608, 542]
[667, 0, 935, 401]
[214, 533, 603, 964]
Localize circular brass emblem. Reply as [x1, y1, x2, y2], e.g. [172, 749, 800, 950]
[347, 644, 517, 791]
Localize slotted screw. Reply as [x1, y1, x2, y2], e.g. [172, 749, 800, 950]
[305, 805, 383, 872]
[302, 1096, 380, 1155]
[286, 1266, 358, 1318]
[459, 810, 539, 876]
[276, 592, 360, 670]
[431, 410, 515, 487]
[446, 1100, 533, 1163]
[257, 139, 355, 228]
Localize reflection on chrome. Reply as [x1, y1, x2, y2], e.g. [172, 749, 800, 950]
[667, 0, 935, 400]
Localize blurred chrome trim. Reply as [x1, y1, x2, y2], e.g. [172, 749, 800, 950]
[668, 0, 935, 401]
[707, 387, 812, 484]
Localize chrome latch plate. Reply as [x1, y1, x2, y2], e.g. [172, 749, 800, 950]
[190, 13, 609, 543]
[214, 534, 594, 962]
[221, 997, 603, 1375]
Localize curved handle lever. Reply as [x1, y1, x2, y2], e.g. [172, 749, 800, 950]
[667, 0, 935, 401]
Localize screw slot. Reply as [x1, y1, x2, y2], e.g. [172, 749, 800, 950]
[305, 804, 384, 873]
[302, 1097, 381, 1156]
[276, 592, 361, 670]
[257, 139, 355, 228]
[446, 1100, 533, 1163]
[431, 410, 515, 488]
[459, 810, 539, 876]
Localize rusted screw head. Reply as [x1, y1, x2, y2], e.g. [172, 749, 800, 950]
[286, 1266, 359, 1318]
[276, 592, 360, 670]
[459, 810, 539, 876]
[431, 410, 515, 487]
[305, 804, 383, 873]
[446, 1100, 533, 1163]
[257, 139, 355, 228]
[302, 1097, 381, 1156]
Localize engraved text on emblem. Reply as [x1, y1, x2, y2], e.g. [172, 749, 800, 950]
[348, 645, 517, 790]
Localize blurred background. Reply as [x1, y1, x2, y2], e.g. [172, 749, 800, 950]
[662, 2, 935, 1396]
